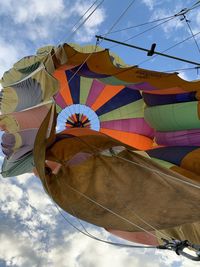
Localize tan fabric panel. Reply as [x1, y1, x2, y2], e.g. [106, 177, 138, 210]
[34, 114, 200, 236]
[61, 44, 200, 92]
[33, 110, 200, 246]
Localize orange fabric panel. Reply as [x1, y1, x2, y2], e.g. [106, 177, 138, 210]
[181, 148, 200, 176]
[91, 85, 124, 111]
[171, 166, 200, 183]
[100, 128, 153, 150]
[61, 128, 105, 137]
[53, 70, 73, 105]
[107, 229, 159, 246]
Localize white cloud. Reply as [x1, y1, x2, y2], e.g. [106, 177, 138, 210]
[0, 0, 106, 45]
[0, 38, 26, 80]
[68, 1, 106, 42]
[178, 71, 191, 81]
[141, 0, 157, 10]
[0, 173, 197, 267]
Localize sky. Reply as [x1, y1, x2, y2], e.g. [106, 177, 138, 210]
[0, 0, 200, 266]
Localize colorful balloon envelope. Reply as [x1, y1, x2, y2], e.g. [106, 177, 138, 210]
[1, 43, 200, 255]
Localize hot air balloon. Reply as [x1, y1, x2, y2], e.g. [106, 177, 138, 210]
[1, 43, 200, 260]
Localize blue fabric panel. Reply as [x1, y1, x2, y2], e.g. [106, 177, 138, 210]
[96, 87, 142, 116]
[65, 70, 80, 104]
[143, 91, 197, 106]
[146, 146, 199, 166]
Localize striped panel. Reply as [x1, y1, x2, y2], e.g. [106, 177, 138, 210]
[72, 64, 110, 78]
[3, 77, 42, 113]
[86, 80, 106, 107]
[65, 70, 80, 104]
[100, 118, 154, 138]
[54, 93, 66, 109]
[100, 128, 153, 150]
[91, 85, 124, 112]
[144, 101, 200, 131]
[96, 87, 142, 116]
[99, 76, 133, 86]
[79, 77, 93, 104]
[146, 146, 198, 166]
[155, 129, 200, 146]
[143, 91, 197, 106]
[53, 69, 73, 106]
[99, 99, 144, 122]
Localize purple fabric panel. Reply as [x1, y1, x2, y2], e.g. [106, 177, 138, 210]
[100, 118, 154, 138]
[54, 93, 67, 109]
[10, 129, 37, 161]
[68, 152, 92, 166]
[1, 129, 38, 160]
[1, 133, 15, 157]
[20, 129, 38, 146]
[86, 80, 105, 107]
[155, 129, 200, 146]
[128, 82, 157, 91]
[72, 64, 109, 78]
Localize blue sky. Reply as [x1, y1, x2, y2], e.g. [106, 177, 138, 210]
[0, 0, 200, 266]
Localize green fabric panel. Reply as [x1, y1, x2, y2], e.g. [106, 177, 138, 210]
[56, 104, 62, 113]
[18, 62, 41, 74]
[98, 76, 133, 86]
[99, 99, 144, 122]
[144, 101, 200, 131]
[1, 152, 34, 177]
[150, 157, 175, 169]
[80, 77, 93, 104]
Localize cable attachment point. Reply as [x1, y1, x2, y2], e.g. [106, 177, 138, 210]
[147, 43, 156, 56]
[158, 238, 200, 261]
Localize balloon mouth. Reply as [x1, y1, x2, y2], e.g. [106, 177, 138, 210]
[56, 104, 100, 132]
[65, 113, 90, 128]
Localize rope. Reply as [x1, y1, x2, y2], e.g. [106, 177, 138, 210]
[99, 0, 137, 43]
[67, 0, 101, 41]
[112, 153, 200, 190]
[42, 161, 157, 249]
[103, 15, 176, 35]
[67, 0, 105, 42]
[66, 134, 176, 241]
[108, 16, 176, 50]
[135, 29, 200, 67]
[183, 16, 200, 56]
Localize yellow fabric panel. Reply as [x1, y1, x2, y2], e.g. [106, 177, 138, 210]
[32, 69, 59, 101]
[13, 133, 22, 152]
[0, 115, 19, 133]
[1, 87, 18, 114]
